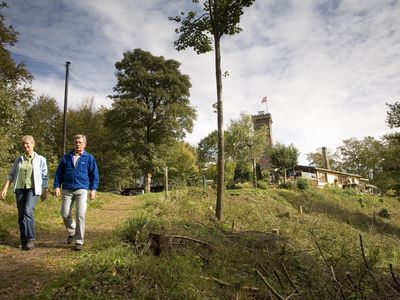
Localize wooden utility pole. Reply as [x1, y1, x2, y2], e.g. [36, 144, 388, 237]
[62, 61, 71, 155]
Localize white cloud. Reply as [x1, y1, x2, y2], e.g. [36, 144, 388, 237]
[4, 0, 400, 164]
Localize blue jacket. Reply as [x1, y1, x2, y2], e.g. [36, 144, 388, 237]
[8, 152, 48, 196]
[54, 150, 99, 191]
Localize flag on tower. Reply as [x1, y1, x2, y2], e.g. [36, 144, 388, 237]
[261, 96, 267, 103]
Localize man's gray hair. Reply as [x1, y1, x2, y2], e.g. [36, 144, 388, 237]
[74, 134, 87, 144]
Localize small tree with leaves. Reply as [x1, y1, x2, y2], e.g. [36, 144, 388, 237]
[270, 143, 299, 183]
[226, 112, 268, 188]
[170, 0, 255, 220]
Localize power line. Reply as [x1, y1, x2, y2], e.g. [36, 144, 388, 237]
[70, 67, 113, 104]
[9, 50, 64, 67]
[10, 50, 113, 105]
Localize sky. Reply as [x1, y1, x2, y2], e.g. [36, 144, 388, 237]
[3, 0, 400, 164]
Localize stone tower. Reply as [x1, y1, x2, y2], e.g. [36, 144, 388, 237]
[252, 111, 273, 147]
[251, 111, 273, 169]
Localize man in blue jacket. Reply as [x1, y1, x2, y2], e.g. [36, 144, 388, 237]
[54, 134, 99, 251]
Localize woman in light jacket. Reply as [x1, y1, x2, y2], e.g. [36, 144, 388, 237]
[1, 135, 48, 250]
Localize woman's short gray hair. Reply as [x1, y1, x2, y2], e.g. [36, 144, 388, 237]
[21, 135, 35, 145]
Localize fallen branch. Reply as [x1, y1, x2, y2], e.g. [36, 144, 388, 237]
[257, 269, 285, 300]
[330, 265, 346, 300]
[390, 264, 400, 288]
[359, 235, 369, 269]
[359, 235, 399, 298]
[280, 260, 297, 292]
[345, 272, 366, 300]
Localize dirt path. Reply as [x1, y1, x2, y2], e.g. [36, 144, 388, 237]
[0, 194, 139, 299]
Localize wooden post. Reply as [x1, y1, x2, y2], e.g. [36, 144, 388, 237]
[164, 167, 168, 200]
[62, 61, 70, 156]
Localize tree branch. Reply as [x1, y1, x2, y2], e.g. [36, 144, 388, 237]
[256, 269, 285, 300]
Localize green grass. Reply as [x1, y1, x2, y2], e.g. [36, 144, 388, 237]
[4, 186, 400, 299]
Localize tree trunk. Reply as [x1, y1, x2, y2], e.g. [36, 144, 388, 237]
[164, 167, 168, 200]
[144, 171, 152, 193]
[252, 158, 257, 188]
[249, 146, 257, 188]
[214, 33, 224, 221]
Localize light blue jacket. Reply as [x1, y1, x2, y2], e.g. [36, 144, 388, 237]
[7, 152, 48, 196]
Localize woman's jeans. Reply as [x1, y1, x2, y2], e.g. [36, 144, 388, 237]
[15, 189, 39, 244]
[60, 189, 88, 245]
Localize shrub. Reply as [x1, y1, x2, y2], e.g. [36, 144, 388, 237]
[385, 189, 397, 197]
[234, 182, 253, 189]
[257, 181, 269, 190]
[279, 181, 296, 190]
[296, 178, 309, 191]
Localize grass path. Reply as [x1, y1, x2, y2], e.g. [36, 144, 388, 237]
[0, 194, 139, 299]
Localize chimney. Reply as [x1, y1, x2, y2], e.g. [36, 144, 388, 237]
[322, 147, 330, 169]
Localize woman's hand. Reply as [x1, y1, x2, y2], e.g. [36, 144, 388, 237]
[1, 180, 10, 200]
[1, 189, 7, 200]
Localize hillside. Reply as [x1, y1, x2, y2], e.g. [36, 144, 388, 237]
[1, 186, 400, 299]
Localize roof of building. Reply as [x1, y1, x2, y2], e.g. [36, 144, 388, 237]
[295, 165, 362, 178]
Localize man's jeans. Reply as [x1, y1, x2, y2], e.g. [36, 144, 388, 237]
[60, 189, 88, 245]
[15, 189, 39, 244]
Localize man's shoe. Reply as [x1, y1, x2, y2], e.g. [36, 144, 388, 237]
[73, 243, 83, 251]
[22, 240, 34, 250]
[67, 235, 74, 244]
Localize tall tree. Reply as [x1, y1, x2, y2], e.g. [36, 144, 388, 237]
[386, 102, 400, 129]
[336, 137, 384, 181]
[226, 113, 268, 187]
[378, 133, 400, 195]
[270, 143, 299, 182]
[378, 102, 400, 194]
[170, 0, 255, 220]
[164, 142, 199, 187]
[65, 97, 105, 153]
[105, 49, 196, 193]
[197, 130, 218, 169]
[0, 2, 33, 161]
[65, 98, 132, 192]
[22, 95, 62, 164]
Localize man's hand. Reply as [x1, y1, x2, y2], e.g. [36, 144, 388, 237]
[89, 190, 96, 200]
[55, 187, 61, 198]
